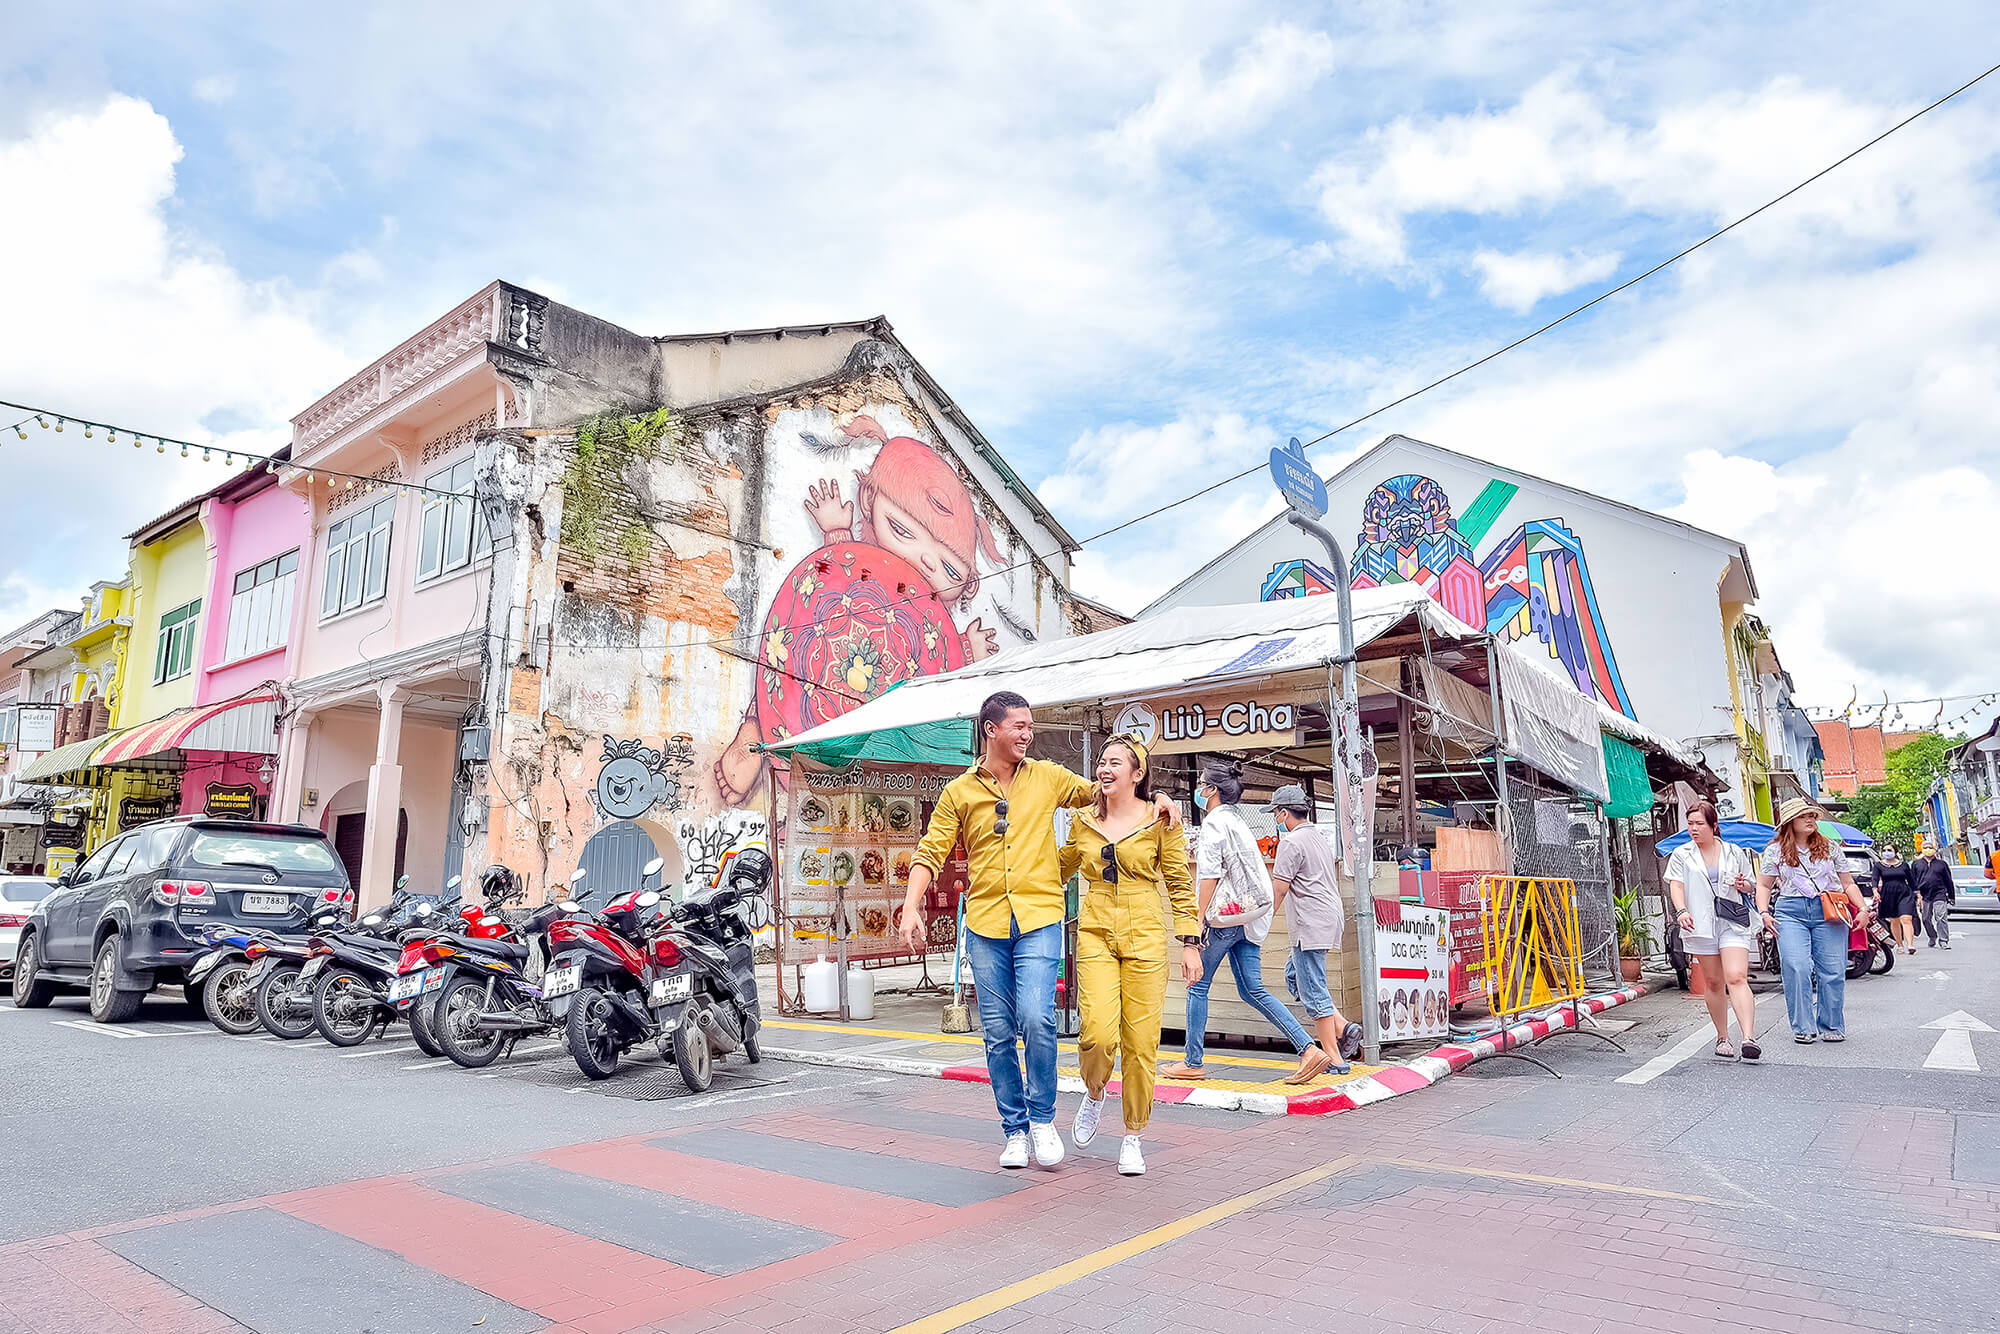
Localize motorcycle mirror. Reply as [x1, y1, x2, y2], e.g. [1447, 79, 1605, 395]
[636, 890, 661, 908]
[568, 866, 589, 884]
[446, 874, 463, 889]
[642, 857, 664, 877]
[396, 874, 410, 889]
[558, 899, 580, 913]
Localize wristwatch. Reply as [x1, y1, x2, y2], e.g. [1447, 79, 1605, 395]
[1177, 934, 1201, 945]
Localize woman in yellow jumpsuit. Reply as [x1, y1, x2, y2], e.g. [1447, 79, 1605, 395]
[1060, 734, 1202, 1176]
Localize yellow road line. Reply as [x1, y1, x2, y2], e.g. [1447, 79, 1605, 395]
[1367, 1157, 1733, 1205]
[764, 1018, 1322, 1072]
[1902, 1222, 2000, 1244]
[883, 1155, 1358, 1334]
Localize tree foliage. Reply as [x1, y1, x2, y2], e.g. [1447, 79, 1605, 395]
[1840, 732, 1961, 851]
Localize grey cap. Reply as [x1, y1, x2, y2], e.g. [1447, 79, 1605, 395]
[1263, 783, 1310, 813]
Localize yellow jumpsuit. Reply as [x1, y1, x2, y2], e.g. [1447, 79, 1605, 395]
[1060, 812, 1199, 1133]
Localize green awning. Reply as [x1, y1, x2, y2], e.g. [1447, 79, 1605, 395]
[1601, 732, 1653, 819]
[759, 680, 977, 770]
[17, 731, 121, 783]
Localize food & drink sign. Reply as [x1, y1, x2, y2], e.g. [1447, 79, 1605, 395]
[783, 761, 951, 967]
[1111, 691, 1304, 757]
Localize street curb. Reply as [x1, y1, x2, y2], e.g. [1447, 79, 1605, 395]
[762, 981, 1656, 1119]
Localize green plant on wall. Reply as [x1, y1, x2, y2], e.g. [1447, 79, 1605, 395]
[560, 407, 682, 559]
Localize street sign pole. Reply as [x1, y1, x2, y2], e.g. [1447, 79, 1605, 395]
[1268, 438, 1379, 1066]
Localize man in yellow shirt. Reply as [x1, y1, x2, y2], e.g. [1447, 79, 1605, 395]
[900, 691, 1177, 1169]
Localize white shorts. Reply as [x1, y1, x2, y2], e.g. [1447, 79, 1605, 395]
[1683, 921, 1757, 955]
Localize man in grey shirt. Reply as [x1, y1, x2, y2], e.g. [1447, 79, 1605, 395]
[1267, 785, 1364, 1078]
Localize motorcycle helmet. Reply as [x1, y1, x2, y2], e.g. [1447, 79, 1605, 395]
[723, 847, 774, 894]
[479, 863, 518, 903]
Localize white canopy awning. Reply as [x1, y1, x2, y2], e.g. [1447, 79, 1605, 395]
[764, 584, 1484, 756]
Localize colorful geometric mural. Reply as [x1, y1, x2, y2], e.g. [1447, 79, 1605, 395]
[1260, 557, 1338, 601]
[1262, 473, 1637, 719]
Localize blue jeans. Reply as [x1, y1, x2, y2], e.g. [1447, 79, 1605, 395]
[1183, 925, 1312, 1066]
[1774, 896, 1846, 1037]
[963, 919, 1061, 1136]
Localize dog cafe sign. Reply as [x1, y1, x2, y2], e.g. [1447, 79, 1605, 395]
[1111, 690, 1302, 757]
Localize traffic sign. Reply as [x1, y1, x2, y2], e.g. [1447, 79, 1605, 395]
[1268, 436, 1328, 519]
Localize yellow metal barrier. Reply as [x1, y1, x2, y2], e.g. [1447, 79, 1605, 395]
[1479, 876, 1584, 1019]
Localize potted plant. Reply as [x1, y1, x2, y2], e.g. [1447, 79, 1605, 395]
[1614, 889, 1655, 983]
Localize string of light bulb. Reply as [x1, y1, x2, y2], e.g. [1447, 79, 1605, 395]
[0, 397, 473, 501]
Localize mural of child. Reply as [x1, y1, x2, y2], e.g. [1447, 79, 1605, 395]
[711, 415, 1009, 809]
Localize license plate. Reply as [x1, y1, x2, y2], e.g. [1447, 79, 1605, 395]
[651, 973, 692, 1004]
[301, 955, 328, 980]
[247, 957, 274, 982]
[387, 971, 425, 1003]
[542, 964, 581, 999]
[243, 892, 291, 915]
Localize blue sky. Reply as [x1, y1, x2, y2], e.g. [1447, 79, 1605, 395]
[3, 2, 1998, 721]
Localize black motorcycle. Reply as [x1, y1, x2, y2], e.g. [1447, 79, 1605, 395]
[418, 866, 582, 1069]
[305, 881, 458, 1049]
[187, 904, 348, 1035]
[545, 858, 680, 1080]
[646, 847, 773, 1091]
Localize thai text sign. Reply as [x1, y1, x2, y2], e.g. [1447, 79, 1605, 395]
[1371, 905, 1450, 1042]
[16, 706, 57, 753]
[1268, 436, 1328, 519]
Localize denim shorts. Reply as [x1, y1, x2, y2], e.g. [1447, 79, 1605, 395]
[1287, 945, 1337, 1020]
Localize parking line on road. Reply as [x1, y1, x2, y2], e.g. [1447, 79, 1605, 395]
[337, 1043, 418, 1059]
[1615, 1022, 1722, 1085]
[1369, 1156, 1735, 1205]
[883, 1155, 1358, 1334]
[54, 1020, 140, 1038]
[400, 1058, 454, 1071]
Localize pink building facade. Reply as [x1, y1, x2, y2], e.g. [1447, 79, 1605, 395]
[175, 466, 310, 821]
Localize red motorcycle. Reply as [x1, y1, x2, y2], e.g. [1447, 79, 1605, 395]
[386, 869, 521, 1027]
[542, 858, 679, 1080]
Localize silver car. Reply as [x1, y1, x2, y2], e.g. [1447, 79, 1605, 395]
[1950, 863, 1997, 917]
[0, 876, 55, 976]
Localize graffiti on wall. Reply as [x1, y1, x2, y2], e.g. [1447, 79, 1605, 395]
[712, 411, 1018, 806]
[590, 734, 697, 821]
[1264, 473, 1636, 717]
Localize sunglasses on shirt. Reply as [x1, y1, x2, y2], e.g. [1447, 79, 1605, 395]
[994, 799, 1008, 838]
[1099, 842, 1118, 885]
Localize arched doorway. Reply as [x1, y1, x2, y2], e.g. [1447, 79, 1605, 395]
[575, 818, 685, 907]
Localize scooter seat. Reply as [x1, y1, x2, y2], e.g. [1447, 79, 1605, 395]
[441, 933, 528, 962]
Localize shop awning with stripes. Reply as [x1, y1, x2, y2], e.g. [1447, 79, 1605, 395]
[17, 734, 116, 783]
[93, 695, 279, 767]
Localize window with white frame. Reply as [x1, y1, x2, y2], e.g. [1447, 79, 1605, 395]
[225, 550, 298, 661]
[320, 497, 395, 619]
[153, 599, 202, 683]
[416, 456, 490, 585]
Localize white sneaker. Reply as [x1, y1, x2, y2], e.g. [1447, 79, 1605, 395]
[1118, 1135, 1145, 1176]
[999, 1133, 1029, 1169]
[1030, 1122, 1065, 1168]
[1072, 1093, 1107, 1148]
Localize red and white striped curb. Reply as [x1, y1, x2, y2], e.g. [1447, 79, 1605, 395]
[764, 981, 1654, 1118]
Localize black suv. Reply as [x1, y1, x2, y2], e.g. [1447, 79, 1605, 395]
[11, 817, 351, 1023]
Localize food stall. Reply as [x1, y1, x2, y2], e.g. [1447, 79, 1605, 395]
[761, 585, 1639, 1056]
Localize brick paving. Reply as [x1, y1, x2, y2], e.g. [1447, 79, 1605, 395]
[3, 1058, 1994, 1333]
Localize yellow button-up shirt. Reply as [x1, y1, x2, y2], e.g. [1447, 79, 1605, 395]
[914, 756, 1095, 939]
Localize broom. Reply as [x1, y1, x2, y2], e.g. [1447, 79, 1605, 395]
[941, 895, 973, 1033]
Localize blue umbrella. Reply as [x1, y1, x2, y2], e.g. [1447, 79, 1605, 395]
[1818, 819, 1873, 847]
[1654, 819, 1775, 857]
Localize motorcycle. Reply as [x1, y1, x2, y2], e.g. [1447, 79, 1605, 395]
[544, 857, 679, 1080]
[644, 845, 773, 1091]
[396, 866, 574, 1069]
[186, 902, 348, 1035]
[305, 880, 459, 1049]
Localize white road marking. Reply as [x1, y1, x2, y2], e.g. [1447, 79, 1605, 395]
[337, 1043, 418, 1059]
[230, 1033, 275, 1042]
[55, 1020, 140, 1039]
[400, 1058, 454, 1071]
[1616, 1022, 1725, 1085]
[1924, 1030, 1980, 1072]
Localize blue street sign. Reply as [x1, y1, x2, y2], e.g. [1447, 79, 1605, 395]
[1268, 437, 1328, 519]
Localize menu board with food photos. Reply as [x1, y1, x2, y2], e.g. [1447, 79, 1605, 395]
[1371, 904, 1451, 1044]
[781, 761, 960, 967]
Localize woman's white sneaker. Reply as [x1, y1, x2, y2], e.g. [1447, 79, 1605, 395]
[999, 1133, 1030, 1169]
[1030, 1122, 1065, 1167]
[1072, 1093, 1107, 1148]
[1118, 1135, 1145, 1176]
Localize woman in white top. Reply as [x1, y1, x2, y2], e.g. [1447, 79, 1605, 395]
[1663, 800, 1761, 1061]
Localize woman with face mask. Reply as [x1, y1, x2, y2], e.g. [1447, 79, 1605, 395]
[1161, 761, 1335, 1085]
[1871, 845, 1917, 955]
[1059, 734, 1200, 1176]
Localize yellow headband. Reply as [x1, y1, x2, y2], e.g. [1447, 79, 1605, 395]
[1106, 732, 1149, 776]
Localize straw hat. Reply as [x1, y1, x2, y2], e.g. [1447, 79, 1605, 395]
[1775, 797, 1825, 830]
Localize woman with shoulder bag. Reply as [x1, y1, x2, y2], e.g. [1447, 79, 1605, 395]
[1663, 800, 1761, 1060]
[1757, 798, 1870, 1043]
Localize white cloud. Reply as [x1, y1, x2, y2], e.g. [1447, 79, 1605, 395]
[1470, 247, 1620, 312]
[1105, 24, 1336, 168]
[0, 97, 351, 616]
[1036, 411, 1271, 522]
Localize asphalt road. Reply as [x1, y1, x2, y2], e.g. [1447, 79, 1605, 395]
[1, 921, 1994, 1333]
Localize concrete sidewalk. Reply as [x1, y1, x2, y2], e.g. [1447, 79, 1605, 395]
[762, 981, 1655, 1115]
